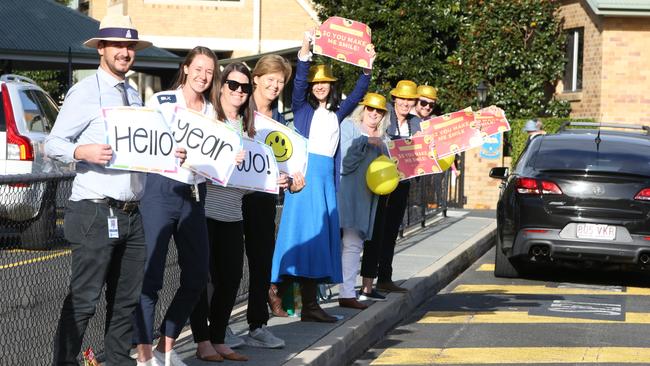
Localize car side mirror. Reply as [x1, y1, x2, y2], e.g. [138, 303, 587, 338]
[489, 167, 509, 180]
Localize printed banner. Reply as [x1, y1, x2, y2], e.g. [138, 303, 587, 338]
[475, 105, 511, 137]
[387, 135, 442, 180]
[314, 16, 373, 68]
[103, 107, 178, 173]
[169, 106, 242, 186]
[252, 111, 308, 176]
[420, 109, 483, 158]
[228, 138, 280, 194]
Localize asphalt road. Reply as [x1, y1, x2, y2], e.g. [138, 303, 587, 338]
[354, 247, 650, 366]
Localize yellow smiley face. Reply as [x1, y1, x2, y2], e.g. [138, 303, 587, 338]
[265, 131, 293, 162]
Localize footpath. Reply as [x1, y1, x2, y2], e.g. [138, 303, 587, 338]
[174, 209, 496, 366]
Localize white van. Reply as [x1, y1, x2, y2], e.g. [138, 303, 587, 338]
[0, 74, 67, 249]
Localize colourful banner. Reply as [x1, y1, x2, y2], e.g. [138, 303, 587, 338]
[387, 135, 442, 180]
[420, 109, 483, 158]
[314, 16, 373, 68]
[475, 105, 511, 136]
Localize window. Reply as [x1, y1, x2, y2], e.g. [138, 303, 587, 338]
[563, 28, 583, 92]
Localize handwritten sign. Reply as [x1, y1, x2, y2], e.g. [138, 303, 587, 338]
[314, 17, 373, 68]
[387, 135, 442, 180]
[253, 112, 308, 176]
[103, 107, 178, 173]
[475, 105, 511, 137]
[228, 138, 280, 194]
[420, 109, 483, 158]
[169, 106, 242, 186]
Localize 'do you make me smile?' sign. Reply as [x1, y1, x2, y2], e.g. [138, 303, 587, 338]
[103, 107, 178, 173]
[314, 17, 373, 69]
[170, 106, 242, 186]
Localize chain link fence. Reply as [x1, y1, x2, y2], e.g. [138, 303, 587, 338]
[0, 169, 459, 365]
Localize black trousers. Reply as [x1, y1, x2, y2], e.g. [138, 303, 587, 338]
[360, 195, 388, 278]
[190, 219, 244, 344]
[242, 192, 277, 330]
[377, 181, 410, 283]
[54, 200, 146, 366]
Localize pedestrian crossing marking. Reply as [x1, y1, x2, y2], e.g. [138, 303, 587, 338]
[370, 347, 650, 364]
[418, 311, 650, 324]
[476, 263, 494, 271]
[452, 284, 650, 295]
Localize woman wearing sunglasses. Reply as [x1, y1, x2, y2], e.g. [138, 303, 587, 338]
[190, 62, 253, 363]
[337, 93, 389, 310]
[133, 46, 218, 366]
[270, 31, 374, 322]
[240, 55, 305, 349]
[414, 85, 438, 119]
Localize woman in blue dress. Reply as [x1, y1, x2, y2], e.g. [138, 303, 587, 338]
[270, 31, 374, 322]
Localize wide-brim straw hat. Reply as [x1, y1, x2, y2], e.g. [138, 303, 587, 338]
[359, 92, 387, 111]
[84, 15, 152, 51]
[308, 64, 338, 83]
[390, 80, 418, 99]
[417, 85, 438, 100]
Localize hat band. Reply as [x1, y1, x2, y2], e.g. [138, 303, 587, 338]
[96, 27, 139, 40]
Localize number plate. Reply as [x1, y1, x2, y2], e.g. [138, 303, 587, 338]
[576, 224, 616, 240]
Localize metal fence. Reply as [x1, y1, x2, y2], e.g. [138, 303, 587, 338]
[0, 170, 459, 365]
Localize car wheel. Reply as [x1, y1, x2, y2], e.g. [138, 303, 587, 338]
[19, 183, 58, 250]
[494, 232, 520, 278]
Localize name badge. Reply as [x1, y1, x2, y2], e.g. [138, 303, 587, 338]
[108, 208, 119, 238]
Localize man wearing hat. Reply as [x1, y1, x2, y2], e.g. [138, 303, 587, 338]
[46, 15, 160, 366]
[523, 118, 545, 138]
[414, 85, 438, 119]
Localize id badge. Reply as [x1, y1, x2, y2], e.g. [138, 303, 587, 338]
[108, 208, 119, 238]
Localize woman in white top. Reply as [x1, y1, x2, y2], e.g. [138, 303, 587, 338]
[134, 46, 218, 366]
[189, 62, 252, 363]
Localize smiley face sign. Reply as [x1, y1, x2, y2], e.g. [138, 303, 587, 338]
[264, 131, 293, 162]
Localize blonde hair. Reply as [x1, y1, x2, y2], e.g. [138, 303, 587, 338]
[252, 55, 292, 82]
[349, 105, 388, 137]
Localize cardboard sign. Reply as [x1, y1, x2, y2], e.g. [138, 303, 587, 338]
[314, 16, 373, 68]
[475, 105, 511, 136]
[103, 107, 178, 173]
[420, 109, 483, 158]
[387, 135, 442, 180]
[252, 112, 308, 176]
[228, 138, 280, 194]
[169, 106, 242, 186]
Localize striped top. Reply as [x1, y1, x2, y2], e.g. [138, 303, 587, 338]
[203, 117, 248, 222]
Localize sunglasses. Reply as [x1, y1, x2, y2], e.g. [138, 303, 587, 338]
[225, 79, 252, 94]
[365, 106, 385, 114]
[418, 99, 436, 108]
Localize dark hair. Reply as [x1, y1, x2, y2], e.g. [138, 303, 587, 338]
[307, 81, 341, 112]
[215, 62, 255, 138]
[170, 46, 220, 106]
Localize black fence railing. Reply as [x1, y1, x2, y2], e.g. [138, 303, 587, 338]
[0, 169, 460, 365]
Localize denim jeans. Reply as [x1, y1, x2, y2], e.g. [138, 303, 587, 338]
[54, 200, 146, 366]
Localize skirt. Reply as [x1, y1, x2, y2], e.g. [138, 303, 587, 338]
[271, 153, 342, 284]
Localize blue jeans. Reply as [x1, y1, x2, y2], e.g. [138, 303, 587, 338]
[54, 200, 146, 366]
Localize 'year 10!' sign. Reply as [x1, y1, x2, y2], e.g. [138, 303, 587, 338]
[314, 17, 373, 68]
[228, 138, 280, 194]
[169, 106, 242, 186]
[103, 107, 178, 173]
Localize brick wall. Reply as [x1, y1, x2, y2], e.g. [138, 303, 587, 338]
[463, 144, 508, 210]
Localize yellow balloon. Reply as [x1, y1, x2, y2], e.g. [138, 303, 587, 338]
[366, 155, 400, 195]
[437, 155, 455, 171]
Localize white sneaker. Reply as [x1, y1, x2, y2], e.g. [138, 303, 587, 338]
[136, 355, 163, 366]
[153, 349, 187, 366]
[225, 326, 245, 349]
[244, 325, 286, 349]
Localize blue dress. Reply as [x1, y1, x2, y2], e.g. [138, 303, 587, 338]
[270, 57, 370, 284]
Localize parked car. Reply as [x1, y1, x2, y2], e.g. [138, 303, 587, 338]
[0, 74, 67, 249]
[489, 122, 650, 277]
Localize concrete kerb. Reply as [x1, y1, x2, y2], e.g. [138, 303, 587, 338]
[285, 221, 497, 366]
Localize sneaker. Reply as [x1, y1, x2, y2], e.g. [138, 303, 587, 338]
[225, 326, 246, 349]
[136, 357, 163, 366]
[358, 289, 387, 301]
[153, 349, 186, 366]
[244, 325, 286, 348]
